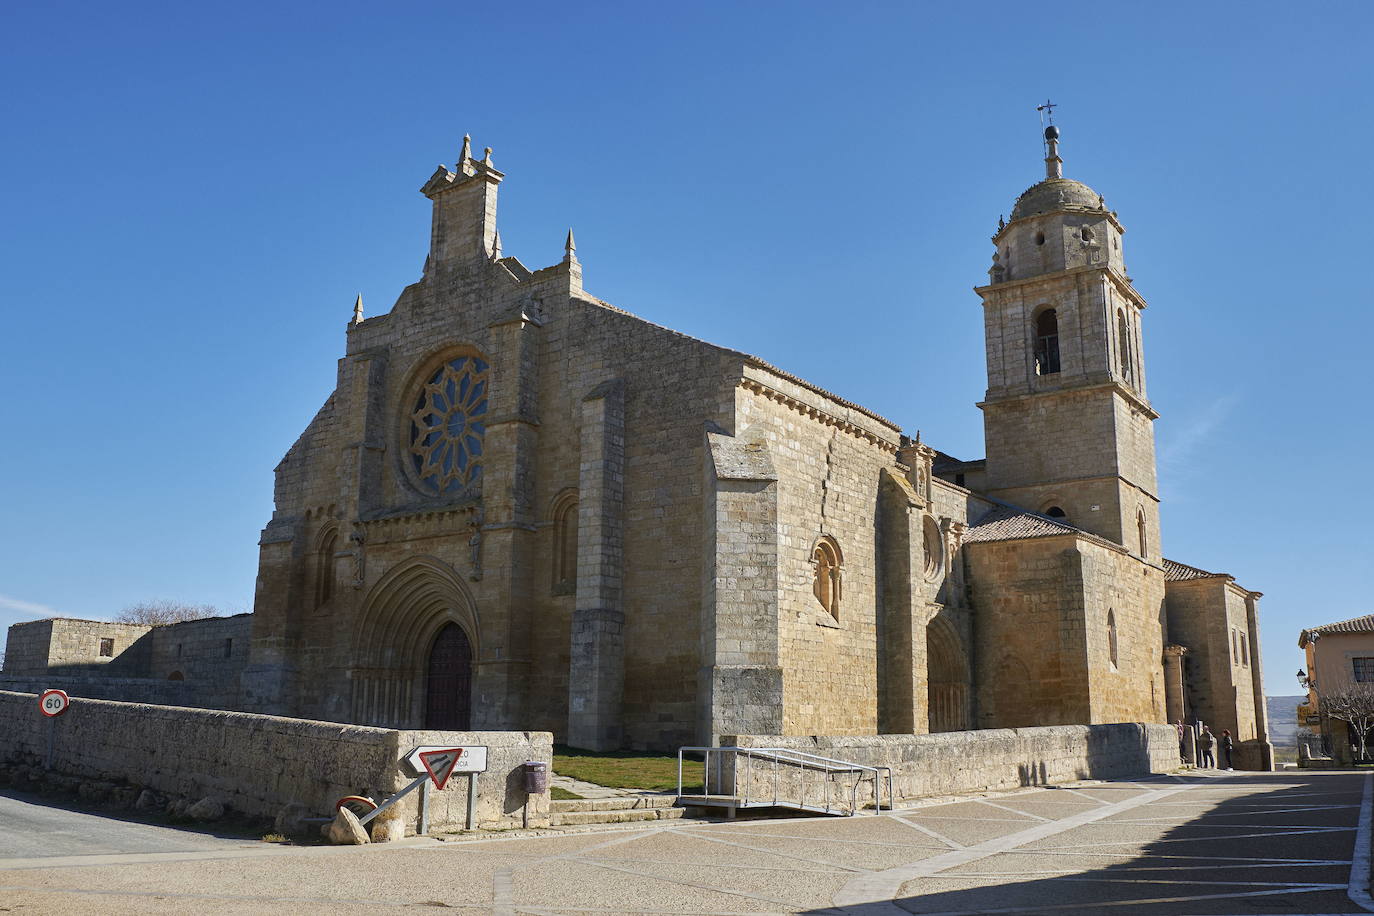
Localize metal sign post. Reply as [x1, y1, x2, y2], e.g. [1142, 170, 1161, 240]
[38, 689, 70, 771]
[349, 746, 491, 836]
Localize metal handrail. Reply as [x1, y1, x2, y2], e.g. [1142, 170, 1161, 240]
[677, 746, 893, 815]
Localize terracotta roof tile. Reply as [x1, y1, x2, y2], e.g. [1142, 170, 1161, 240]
[1305, 614, 1374, 637]
[964, 505, 1080, 543]
[1162, 558, 1225, 582]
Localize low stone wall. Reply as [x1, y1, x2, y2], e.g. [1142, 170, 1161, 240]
[0, 675, 216, 710]
[723, 723, 1178, 803]
[0, 690, 550, 833]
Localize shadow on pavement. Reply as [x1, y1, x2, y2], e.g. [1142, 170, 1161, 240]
[803, 772, 1366, 916]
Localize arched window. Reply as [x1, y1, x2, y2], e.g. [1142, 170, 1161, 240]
[1136, 509, 1148, 559]
[1034, 309, 1061, 375]
[551, 492, 579, 594]
[167, 671, 184, 681]
[812, 537, 843, 619]
[316, 528, 338, 607]
[1107, 610, 1119, 668]
[922, 516, 944, 579]
[1117, 309, 1133, 382]
[1044, 506, 1067, 521]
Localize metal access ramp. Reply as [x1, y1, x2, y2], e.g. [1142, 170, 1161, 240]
[677, 746, 892, 817]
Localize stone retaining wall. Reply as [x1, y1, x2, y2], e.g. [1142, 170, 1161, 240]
[722, 723, 1177, 803]
[0, 690, 550, 833]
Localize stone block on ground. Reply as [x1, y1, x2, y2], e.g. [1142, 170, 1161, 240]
[274, 801, 314, 835]
[187, 796, 225, 821]
[370, 815, 406, 842]
[327, 807, 371, 845]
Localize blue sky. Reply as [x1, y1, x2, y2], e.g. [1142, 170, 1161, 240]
[1, 1, 1369, 699]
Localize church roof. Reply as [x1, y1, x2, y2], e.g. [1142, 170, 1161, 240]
[1009, 178, 1104, 222]
[964, 504, 1080, 543]
[1162, 558, 1228, 582]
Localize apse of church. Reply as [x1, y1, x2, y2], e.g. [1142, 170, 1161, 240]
[239, 126, 1268, 764]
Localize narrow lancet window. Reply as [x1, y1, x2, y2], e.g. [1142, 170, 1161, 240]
[1035, 309, 1061, 375]
[1107, 609, 1119, 668]
[552, 494, 579, 593]
[1117, 309, 1133, 382]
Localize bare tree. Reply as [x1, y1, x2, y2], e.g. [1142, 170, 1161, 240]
[1316, 681, 1374, 762]
[114, 600, 222, 626]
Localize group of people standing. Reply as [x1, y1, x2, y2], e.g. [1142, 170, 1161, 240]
[1177, 720, 1235, 769]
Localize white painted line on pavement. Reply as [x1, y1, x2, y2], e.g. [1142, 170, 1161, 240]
[888, 815, 968, 850]
[1348, 772, 1374, 912]
[832, 783, 1188, 912]
[972, 799, 1053, 822]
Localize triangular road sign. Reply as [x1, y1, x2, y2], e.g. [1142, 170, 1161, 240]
[419, 747, 465, 790]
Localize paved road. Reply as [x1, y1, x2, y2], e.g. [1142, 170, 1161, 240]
[0, 789, 260, 863]
[0, 771, 1368, 914]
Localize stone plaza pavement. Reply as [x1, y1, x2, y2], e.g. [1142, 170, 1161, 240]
[0, 770, 1369, 914]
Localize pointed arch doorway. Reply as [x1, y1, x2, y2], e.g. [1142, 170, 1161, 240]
[425, 622, 473, 729]
[927, 618, 970, 733]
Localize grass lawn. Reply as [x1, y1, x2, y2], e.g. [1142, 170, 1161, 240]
[553, 745, 704, 793]
[549, 786, 583, 800]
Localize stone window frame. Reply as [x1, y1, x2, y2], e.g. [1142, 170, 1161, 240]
[315, 525, 339, 609]
[1116, 308, 1134, 384]
[922, 515, 944, 581]
[811, 536, 843, 624]
[1107, 609, 1119, 669]
[1041, 501, 1069, 524]
[397, 345, 491, 500]
[548, 488, 580, 596]
[98, 637, 114, 658]
[1032, 306, 1061, 376]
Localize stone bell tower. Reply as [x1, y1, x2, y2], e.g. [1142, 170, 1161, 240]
[976, 124, 1160, 562]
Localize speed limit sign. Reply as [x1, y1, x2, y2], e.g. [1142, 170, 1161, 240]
[39, 689, 70, 717]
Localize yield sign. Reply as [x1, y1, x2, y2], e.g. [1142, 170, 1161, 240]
[419, 747, 465, 790]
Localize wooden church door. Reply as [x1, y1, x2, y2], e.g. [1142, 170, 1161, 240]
[424, 622, 472, 730]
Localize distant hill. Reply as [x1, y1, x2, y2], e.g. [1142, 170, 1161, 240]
[1268, 695, 1304, 746]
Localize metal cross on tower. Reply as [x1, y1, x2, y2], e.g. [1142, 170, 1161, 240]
[1037, 99, 1058, 155]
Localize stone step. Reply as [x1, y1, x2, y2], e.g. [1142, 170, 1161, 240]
[551, 794, 678, 813]
[550, 806, 689, 826]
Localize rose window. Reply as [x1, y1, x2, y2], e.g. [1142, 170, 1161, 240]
[408, 356, 488, 495]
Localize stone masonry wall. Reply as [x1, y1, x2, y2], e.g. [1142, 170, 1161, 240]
[1077, 542, 1167, 725]
[43, 620, 153, 675]
[1, 615, 252, 711]
[726, 723, 1177, 803]
[734, 369, 902, 737]
[147, 614, 253, 693]
[1, 620, 55, 675]
[0, 690, 550, 833]
[967, 536, 1092, 728]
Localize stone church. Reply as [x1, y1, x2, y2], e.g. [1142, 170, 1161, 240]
[238, 128, 1271, 764]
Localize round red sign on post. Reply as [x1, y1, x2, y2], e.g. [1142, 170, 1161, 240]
[39, 689, 70, 717]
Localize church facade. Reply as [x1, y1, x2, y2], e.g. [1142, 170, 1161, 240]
[239, 130, 1271, 765]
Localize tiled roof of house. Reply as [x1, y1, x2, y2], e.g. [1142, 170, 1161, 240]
[1303, 614, 1374, 641]
[1162, 558, 1226, 582]
[964, 504, 1081, 543]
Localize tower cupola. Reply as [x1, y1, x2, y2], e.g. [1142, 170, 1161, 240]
[988, 126, 1125, 285]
